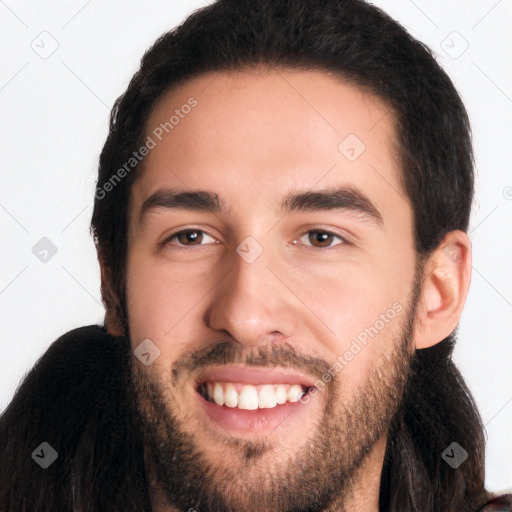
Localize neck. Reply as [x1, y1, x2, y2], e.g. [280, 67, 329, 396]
[324, 434, 386, 512]
[146, 435, 387, 512]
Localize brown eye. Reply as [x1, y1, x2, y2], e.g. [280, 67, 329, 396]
[308, 231, 334, 247]
[176, 230, 203, 245]
[297, 230, 346, 249]
[163, 229, 217, 248]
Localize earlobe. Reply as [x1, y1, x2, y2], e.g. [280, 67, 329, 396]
[413, 230, 472, 349]
[98, 252, 127, 338]
[104, 307, 127, 338]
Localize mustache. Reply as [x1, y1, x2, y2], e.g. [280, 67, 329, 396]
[170, 340, 333, 386]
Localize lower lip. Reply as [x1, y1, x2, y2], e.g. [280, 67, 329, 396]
[194, 388, 314, 434]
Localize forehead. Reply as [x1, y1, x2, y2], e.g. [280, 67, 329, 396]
[130, 67, 408, 226]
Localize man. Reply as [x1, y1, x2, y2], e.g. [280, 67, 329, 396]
[1, 0, 510, 511]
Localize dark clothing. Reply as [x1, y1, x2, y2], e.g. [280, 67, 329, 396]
[0, 324, 510, 511]
[480, 494, 512, 511]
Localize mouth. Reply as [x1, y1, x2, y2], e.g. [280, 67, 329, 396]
[193, 366, 318, 434]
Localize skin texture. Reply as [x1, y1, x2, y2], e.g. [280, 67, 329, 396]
[115, 67, 472, 511]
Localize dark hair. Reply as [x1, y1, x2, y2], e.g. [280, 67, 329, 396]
[0, 326, 152, 511]
[81, 0, 488, 510]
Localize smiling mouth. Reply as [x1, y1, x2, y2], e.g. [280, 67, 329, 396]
[197, 381, 314, 410]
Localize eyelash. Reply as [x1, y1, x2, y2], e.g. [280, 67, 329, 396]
[160, 228, 351, 251]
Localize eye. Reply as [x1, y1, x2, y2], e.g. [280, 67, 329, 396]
[161, 229, 217, 248]
[295, 230, 347, 249]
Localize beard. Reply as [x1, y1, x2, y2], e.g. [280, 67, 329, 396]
[129, 270, 422, 512]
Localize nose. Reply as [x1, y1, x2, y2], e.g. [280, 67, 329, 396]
[205, 245, 300, 347]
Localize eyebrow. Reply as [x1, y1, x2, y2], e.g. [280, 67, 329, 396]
[281, 187, 383, 225]
[139, 186, 383, 226]
[139, 189, 227, 224]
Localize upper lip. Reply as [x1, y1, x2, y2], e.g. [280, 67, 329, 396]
[195, 365, 317, 389]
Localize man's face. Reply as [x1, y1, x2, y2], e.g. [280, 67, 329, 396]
[125, 68, 421, 511]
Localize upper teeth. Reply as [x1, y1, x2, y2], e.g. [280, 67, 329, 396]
[201, 382, 308, 410]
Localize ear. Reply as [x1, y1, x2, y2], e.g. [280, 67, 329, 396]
[413, 230, 472, 349]
[98, 251, 127, 338]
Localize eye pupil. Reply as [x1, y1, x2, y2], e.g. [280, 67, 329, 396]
[309, 231, 332, 247]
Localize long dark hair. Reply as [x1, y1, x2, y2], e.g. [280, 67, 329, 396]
[0, 326, 152, 511]
[381, 335, 489, 510]
[1, 0, 493, 510]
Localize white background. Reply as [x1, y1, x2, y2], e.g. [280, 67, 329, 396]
[1, 0, 511, 494]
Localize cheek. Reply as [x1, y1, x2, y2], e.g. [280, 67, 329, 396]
[295, 262, 412, 388]
[125, 250, 216, 351]
[296, 260, 409, 337]
[315, 300, 410, 400]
